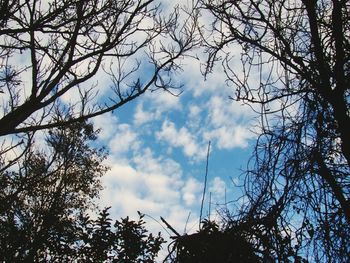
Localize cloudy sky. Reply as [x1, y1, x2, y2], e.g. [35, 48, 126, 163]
[63, 2, 265, 251]
[92, 42, 259, 246]
[2, 0, 261, 255]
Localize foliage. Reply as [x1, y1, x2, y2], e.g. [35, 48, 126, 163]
[165, 219, 265, 263]
[0, 121, 164, 262]
[200, 0, 350, 262]
[80, 208, 165, 262]
[0, 120, 107, 261]
[165, 215, 314, 263]
[0, 1, 197, 261]
[113, 211, 164, 262]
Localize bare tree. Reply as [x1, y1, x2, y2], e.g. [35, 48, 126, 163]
[200, 0, 350, 262]
[0, 0, 199, 136]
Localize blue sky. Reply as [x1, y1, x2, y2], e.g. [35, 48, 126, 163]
[92, 51, 259, 242]
[0, 0, 261, 254]
[68, 2, 265, 243]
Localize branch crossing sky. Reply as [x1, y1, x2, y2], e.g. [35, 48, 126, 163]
[77, 1, 266, 245]
[1, 0, 260, 250]
[94, 54, 258, 240]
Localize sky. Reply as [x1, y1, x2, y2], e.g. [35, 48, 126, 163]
[0, 0, 261, 258]
[3, 1, 348, 261]
[78, 1, 265, 253]
[92, 47, 259, 244]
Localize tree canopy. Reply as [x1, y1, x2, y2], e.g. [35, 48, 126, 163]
[1, 0, 349, 262]
[200, 0, 350, 262]
[0, 121, 165, 261]
[0, 0, 192, 261]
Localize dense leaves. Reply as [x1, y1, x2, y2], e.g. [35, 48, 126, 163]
[166, 219, 262, 263]
[79, 208, 165, 262]
[0, 121, 107, 261]
[0, 121, 164, 262]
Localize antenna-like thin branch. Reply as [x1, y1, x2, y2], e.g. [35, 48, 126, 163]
[199, 141, 211, 229]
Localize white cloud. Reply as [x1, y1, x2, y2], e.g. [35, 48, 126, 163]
[93, 112, 119, 141]
[186, 104, 203, 130]
[132, 148, 182, 177]
[193, 95, 256, 150]
[108, 123, 140, 155]
[145, 89, 182, 111]
[204, 125, 252, 149]
[182, 177, 202, 206]
[156, 120, 207, 160]
[207, 96, 253, 126]
[98, 146, 205, 247]
[100, 165, 169, 218]
[133, 102, 159, 126]
[189, 104, 201, 119]
[209, 177, 226, 200]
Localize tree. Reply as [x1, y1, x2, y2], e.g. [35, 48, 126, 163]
[0, 120, 108, 261]
[200, 0, 349, 262]
[165, 219, 262, 263]
[0, 121, 165, 262]
[0, 0, 199, 136]
[80, 208, 164, 262]
[112, 211, 164, 262]
[0, 1, 197, 260]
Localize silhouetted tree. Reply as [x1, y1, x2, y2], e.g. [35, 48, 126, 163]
[86, 208, 115, 262]
[80, 208, 164, 262]
[165, 219, 266, 263]
[0, 0, 198, 136]
[0, 1, 199, 261]
[0, 120, 107, 261]
[200, 0, 350, 262]
[113, 211, 164, 262]
[0, 121, 164, 261]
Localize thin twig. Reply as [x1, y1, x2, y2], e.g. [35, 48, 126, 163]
[199, 141, 211, 229]
[184, 212, 191, 233]
[208, 192, 212, 222]
[160, 217, 180, 238]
